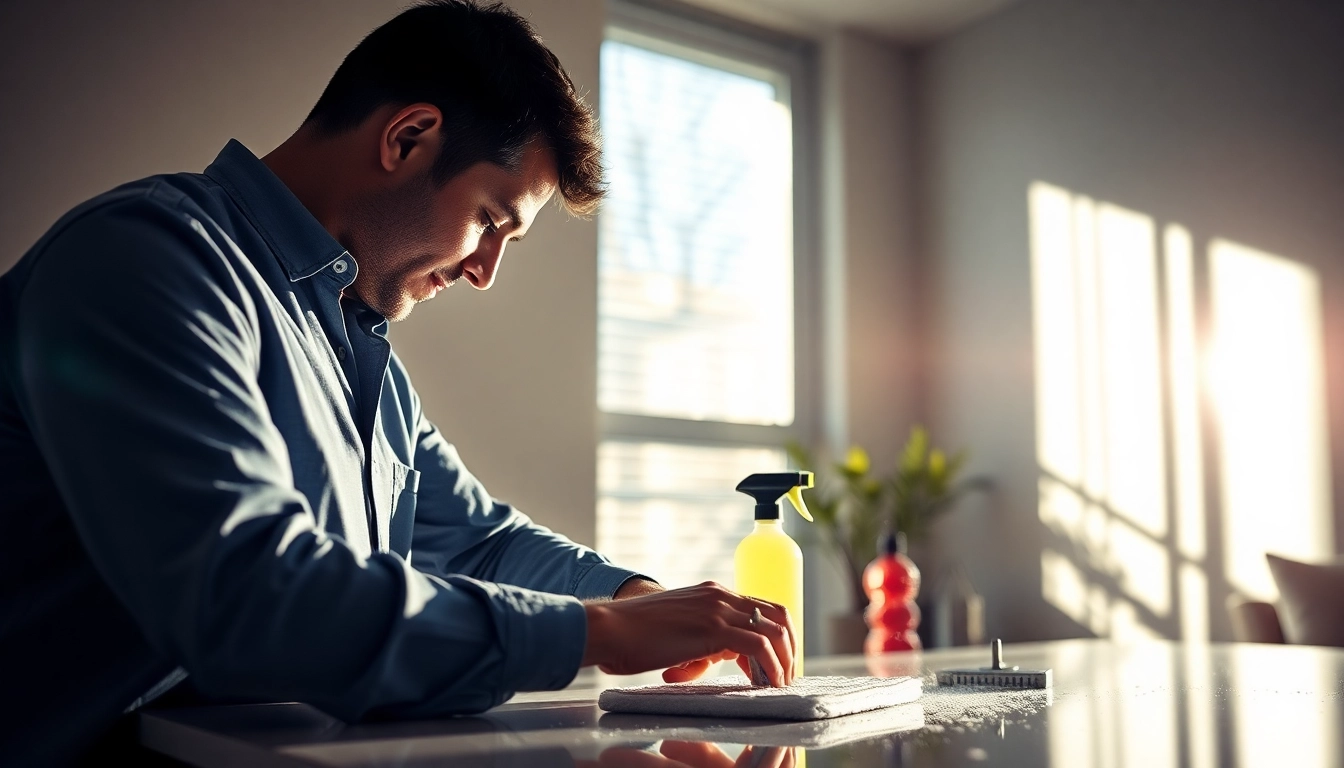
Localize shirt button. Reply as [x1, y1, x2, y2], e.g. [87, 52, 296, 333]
[333, 259, 349, 274]
[336, 347, 347, 360]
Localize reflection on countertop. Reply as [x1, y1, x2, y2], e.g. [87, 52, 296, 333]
[140, 639, 1344, 767]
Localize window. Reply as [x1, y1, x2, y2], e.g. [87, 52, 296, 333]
[597, 4, 814, 589]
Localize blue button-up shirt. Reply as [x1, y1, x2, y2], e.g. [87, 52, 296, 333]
[0, 140, 642, 762]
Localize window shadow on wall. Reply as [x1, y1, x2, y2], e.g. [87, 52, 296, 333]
[1027, 180, 1333, 645]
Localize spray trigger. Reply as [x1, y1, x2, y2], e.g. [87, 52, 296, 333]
[785, 483, 814, 522]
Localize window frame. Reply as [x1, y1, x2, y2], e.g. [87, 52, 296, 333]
[598, 0, 821, 453]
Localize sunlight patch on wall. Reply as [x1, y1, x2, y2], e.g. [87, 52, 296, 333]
[1030, 181, 1171, 630]
[1029, 183, 1167, 538]
[1031, 180, 1333, 643]
[1209, 240, 1333, 600]
[1107, 518, 1170, 617]
[1094, 204, 1166, 538]
[1029, 182, 1084, 485]
[1178, 563, 1209, 644]
[1039, 476, 1171, 625]
[1164, 226, 1206, 562]
[1041, 547, 1109, 635]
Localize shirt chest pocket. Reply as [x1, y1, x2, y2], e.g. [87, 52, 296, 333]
[387, 460, 420, 557]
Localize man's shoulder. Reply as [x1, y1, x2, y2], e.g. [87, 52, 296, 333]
[51, 171, 229, 244]
[5, 171, 246, 293]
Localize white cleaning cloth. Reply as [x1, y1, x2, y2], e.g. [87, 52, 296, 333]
[598, 675, 922, 721]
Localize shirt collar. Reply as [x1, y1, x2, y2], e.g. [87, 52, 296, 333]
[204, 139, 349, 282]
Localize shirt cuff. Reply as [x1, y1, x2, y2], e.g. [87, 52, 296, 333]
[572, 564, 658, 601]
[498, 584, 589, 692]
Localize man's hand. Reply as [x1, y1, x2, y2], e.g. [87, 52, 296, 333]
[581, 742, 796, 768]
[581, 581, 796, 687]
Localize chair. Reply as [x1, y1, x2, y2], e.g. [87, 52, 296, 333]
[1227, 598, 1285, 644]
[1227, 553, 1344, 648]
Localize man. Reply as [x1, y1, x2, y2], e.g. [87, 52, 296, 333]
[0, 1, 794, 762]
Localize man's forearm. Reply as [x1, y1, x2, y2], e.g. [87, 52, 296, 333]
[612, 577, 663, 600]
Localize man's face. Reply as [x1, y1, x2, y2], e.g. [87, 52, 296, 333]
[340, 140, 558, 321]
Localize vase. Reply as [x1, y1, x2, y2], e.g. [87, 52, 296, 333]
[863, 531, 922, 654]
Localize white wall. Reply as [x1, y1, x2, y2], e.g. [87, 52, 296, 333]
[917, 0, 1344, 641]
[820, 34, 920, 468]
[807, 31, 923, 648]
[0, 0, 605, 545]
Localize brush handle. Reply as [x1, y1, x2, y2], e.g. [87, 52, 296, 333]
[748, 657, 770, 687]
[747, 608, 770, 686]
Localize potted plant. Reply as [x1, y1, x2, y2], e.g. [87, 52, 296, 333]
[786, 426, 984, 652]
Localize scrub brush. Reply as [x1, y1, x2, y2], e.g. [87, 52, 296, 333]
[935, 639, 1052, 689]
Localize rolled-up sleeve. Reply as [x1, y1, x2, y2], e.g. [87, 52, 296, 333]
[15, 190, 585, 720]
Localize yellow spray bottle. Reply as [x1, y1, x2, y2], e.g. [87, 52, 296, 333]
[734, 471, 814, 677]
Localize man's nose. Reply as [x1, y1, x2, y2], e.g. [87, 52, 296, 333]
[463, 240, 506, 290]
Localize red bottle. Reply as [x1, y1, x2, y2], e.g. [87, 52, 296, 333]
[864, 530, 922, 654]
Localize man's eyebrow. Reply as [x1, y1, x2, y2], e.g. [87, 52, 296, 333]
[502, 201, 527, 242]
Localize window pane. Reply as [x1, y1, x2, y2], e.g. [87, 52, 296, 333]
[598, 38, 794, 425]
[597, 441, 787, 588]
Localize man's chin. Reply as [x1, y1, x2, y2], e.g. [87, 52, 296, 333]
[384, 304, 415, 322]
[361, 290, 416, 322]
[358, 275, 443, 321]
[392, 281, 449, 321]
[385, 294, 419, 322]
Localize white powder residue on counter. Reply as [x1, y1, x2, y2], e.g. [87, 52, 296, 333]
[916, 673, 1053, 729]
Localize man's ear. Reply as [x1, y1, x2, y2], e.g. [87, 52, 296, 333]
[379, 103, 443, 175]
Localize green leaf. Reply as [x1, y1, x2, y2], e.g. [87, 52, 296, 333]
[900, 426, 928, 474]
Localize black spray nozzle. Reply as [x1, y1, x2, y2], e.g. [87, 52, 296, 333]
[735, 472, 815, 521]
[878, 527, 908, 556]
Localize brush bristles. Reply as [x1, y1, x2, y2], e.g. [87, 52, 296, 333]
[936, 670, 1052, 689]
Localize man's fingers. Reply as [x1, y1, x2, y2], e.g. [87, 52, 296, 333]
[764, 614, 794, 685]
[715, 591, 795, 678]
[751, 600, 796, 669]
[735, 745, 790, 768]
[739, 609, 793, 685]
[661, 740, 737, 768]
[724, 628, 786, 687]
[599, 747, 679, 768]
[663, 731, 792, 768]
[695, 584, 797, 676]
[662, 667, 694, 683]
[662, 658, 713, 682]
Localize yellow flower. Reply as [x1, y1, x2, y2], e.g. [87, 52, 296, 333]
[929, 449, 946, 477]
[843, 446, 870, 475]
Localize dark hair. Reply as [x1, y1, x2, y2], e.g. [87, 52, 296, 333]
[304, 0, 605, 215]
